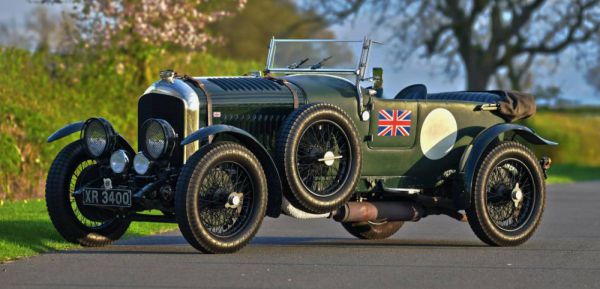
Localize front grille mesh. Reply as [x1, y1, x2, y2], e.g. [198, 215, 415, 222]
[138, 94, 185, 166]
[220, 113, 287, 152]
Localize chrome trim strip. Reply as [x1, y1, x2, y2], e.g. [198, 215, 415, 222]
[142, 79, 200, 163]
[355, 38, 371, 120]
[274, 39, 363, 43]
[266, 37, 275, 71]
[143, 79, 200, 110]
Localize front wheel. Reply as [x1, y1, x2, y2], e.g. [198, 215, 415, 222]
[175, 142, 268, 254]
[45, 140, 130, 247]
[466, 141, 545, 246]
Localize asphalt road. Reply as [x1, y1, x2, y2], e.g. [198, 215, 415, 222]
[2, 182, 600, 289]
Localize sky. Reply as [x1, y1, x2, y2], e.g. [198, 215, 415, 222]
[331, 20, 600, 105]
[0, 0, 598, 105]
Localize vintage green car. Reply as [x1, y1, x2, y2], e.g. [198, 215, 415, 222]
[46, 39, 556, 253]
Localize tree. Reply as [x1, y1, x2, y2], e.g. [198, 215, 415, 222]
[42, 0, 247, 82]
[0, 6, 79, 54]
[587, 40, 600, 92]
[534, 85, 561, 106]
[42, 0, 246, 50]
[310, 0, 600, 90]
[25, 6, 57, 52]
[209, 0, 331, 61]
[0, 20, 31, 50]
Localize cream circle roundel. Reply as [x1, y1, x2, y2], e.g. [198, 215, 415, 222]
[420, 108, 458, 160]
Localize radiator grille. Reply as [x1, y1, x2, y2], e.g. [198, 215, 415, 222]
[220, 113, 287, 152]
[138, 93, 185, 167]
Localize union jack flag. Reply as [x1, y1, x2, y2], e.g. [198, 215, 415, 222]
[377, 109, 412, 137]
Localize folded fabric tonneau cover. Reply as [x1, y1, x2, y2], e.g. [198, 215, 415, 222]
[490, 90, 537, 122]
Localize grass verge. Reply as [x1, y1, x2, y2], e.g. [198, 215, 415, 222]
[0, 163, 597, 262]
[546, 164, 600, 184]
[0, 199, 176, 262]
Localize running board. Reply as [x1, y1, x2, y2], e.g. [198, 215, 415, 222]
[128, 213, 177, 223]
[380, 185, 421, 196]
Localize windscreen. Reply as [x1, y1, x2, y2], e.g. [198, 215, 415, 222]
[267, 40, 363, 73]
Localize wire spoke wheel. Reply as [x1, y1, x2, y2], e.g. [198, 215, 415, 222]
[485, 158, 536, 232]
[276, 103, 361, 214]
[197, 162, 254, 238]
[296, 120, 351, 197]
[466, 141, 545, 247]
[175, 142, 268, 253]
[46, 140, 130, 247]
[68, 160, 111, 229]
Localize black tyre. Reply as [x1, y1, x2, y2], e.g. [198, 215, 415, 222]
[175, 142, 268, 254]
[45, 140, 130, 247]
[466, 141, 545, 246]
[342, 220, 404, 240]
[276, 103, 361, 214]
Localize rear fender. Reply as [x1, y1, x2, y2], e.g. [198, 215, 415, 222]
[455, 123, 557, 209]
[181, 125, 283, 217]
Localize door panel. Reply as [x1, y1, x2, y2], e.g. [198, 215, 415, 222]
[368, 98, 419, 148]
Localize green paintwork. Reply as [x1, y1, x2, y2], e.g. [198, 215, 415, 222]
[368, 99, 419, 148]
[195, 77, 304, 152]
[192, 74, 505, 190]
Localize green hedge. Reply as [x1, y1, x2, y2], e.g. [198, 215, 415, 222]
[0, 48, 258, 200]
[1, 48, 598, 200]
[524, 110, 600, 166]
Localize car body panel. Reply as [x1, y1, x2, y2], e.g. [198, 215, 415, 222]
[368, 98, 419, 148]
[48, 38, 557, 215]
[47, 121, 85, 143]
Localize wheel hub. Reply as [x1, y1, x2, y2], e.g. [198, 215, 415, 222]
[511, 182, 523, 207]
[225, 192, 243, 209]
[318, 151, 342, 166]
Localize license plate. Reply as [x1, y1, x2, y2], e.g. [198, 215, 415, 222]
[82, 188, 132, 208]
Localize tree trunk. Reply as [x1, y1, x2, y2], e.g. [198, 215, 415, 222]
[465, 65, 493, 91]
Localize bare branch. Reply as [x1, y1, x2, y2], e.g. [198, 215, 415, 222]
[424, 24, 452, 55]
[308, 0, 600, 90]
[521, 0, 600, 54]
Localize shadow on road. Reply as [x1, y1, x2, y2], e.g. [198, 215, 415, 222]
[55, 235, 484, 256]
[0, 220, 67, 255]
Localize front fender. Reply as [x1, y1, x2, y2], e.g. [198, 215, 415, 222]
[181, 124, 283, 218]
[455, 123, 557, 209]
[47, 120, 135, 156]
[47, 121, 85, 143]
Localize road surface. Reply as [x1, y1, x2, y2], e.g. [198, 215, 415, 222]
[1, 182, 599, 289]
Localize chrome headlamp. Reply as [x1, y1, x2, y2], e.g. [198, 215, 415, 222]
[141, 119, 177, 160]
[81, 117, 116, 158]
[110, 149, 130, 174]
[133, 152, 151, 175]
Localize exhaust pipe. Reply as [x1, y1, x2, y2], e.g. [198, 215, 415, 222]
[332, 201, 425, 223]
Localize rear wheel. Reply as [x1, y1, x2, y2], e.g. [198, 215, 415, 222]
[45, 140, 130, 247]
[342, 220, 404, 240]
[276, 103, 361, 214]
[175, 142, 268, 254]
[466, 141, 545, 246]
